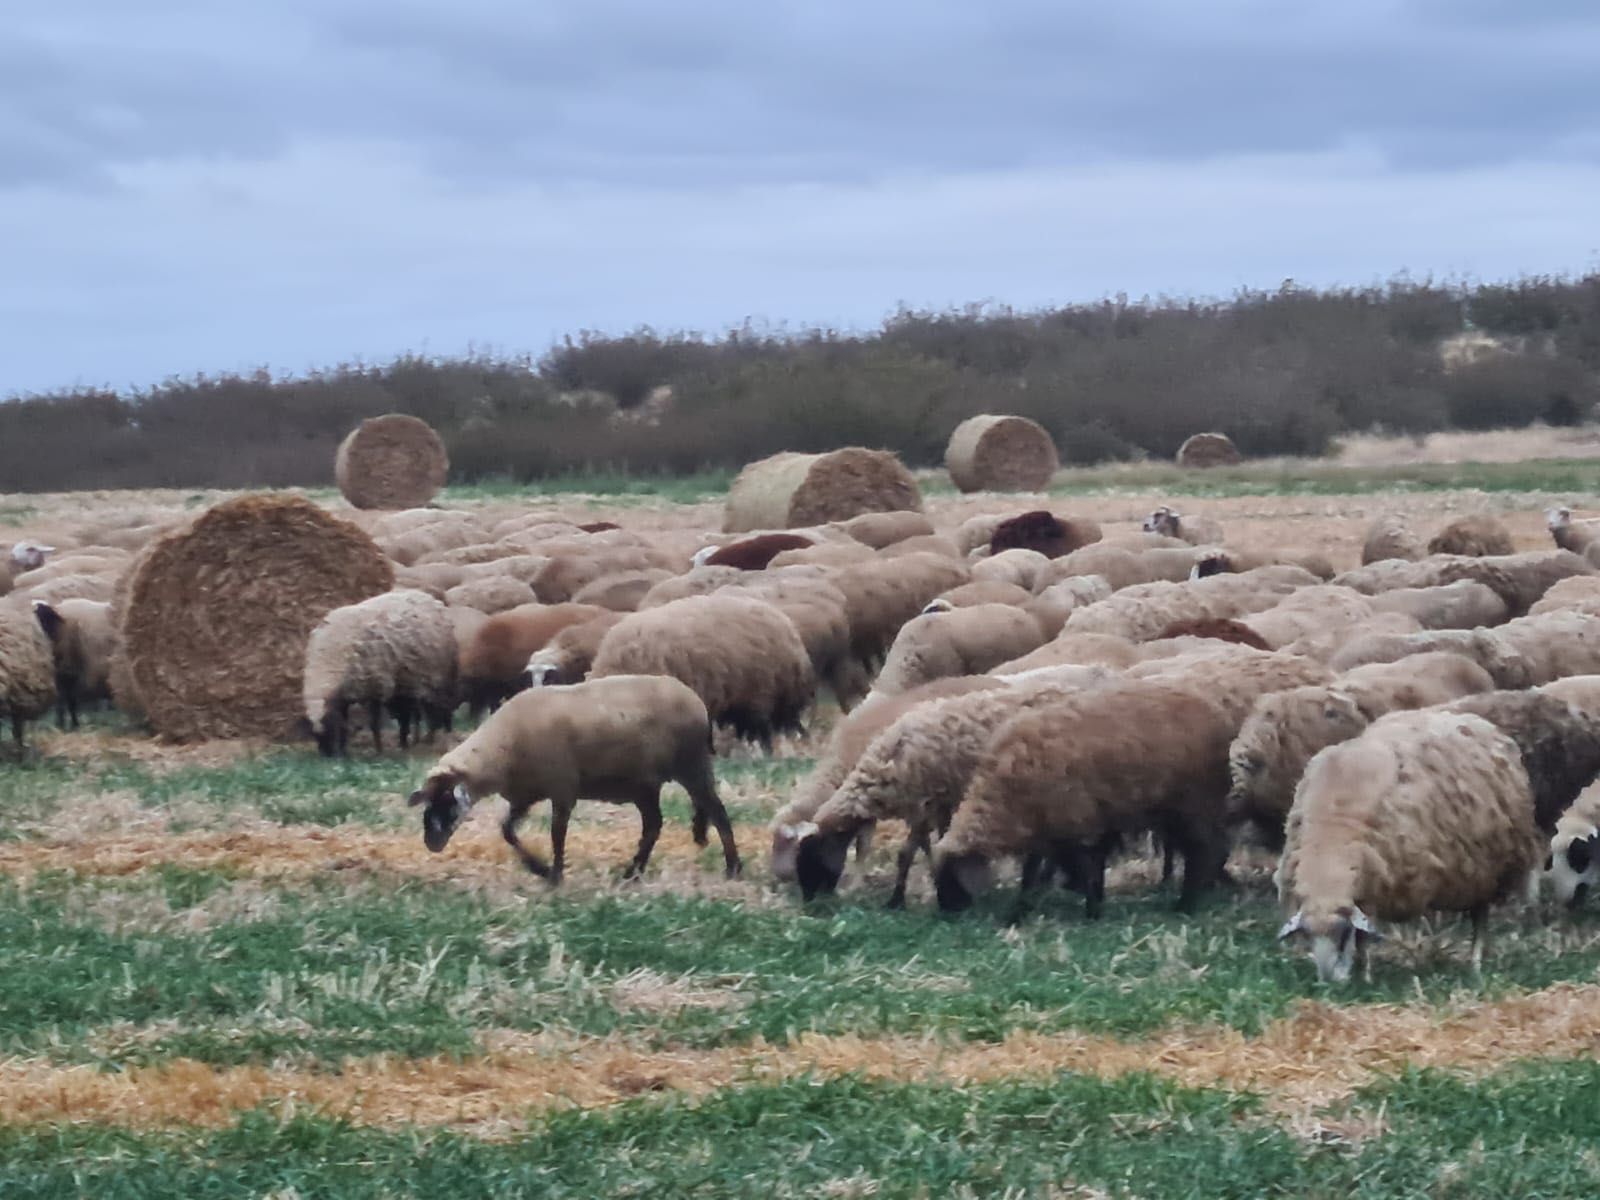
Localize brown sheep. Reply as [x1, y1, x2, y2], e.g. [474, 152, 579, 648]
[701, 533, 816, 570]
[990, 511, 1101, 559]
[459, 602, 611, 716]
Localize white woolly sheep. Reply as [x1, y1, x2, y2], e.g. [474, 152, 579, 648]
[932, 680, 1235, 918]
[840, 510, 936, 550]
[31, 599, 115, 729]
[409, 674, 739, 881]
[0, 600, 58, 754]
[521, 611, 627, 687]
[1275, 709, 1542, 982]
[1528, 574, 1600, 617]
[970, 548, 1052, 591]
[302, 589, 459, 757]
[1367, 580, 1509, 629]
[1025, 576, 1114, 639]
[1234, 586, 1376, 650]
[928, 580, 1034, 611]
[1063, 568, 1311, 644]
[590, 592, 814, 750]
[1280, 611, 1423, 664]
[868, 602, 1048, 698]
[1142, 505, 1224, 546]
[1334, 550, 1593, 617]
[992, 631, 1140, 674]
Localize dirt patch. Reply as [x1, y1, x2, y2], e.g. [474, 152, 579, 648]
[4, 983, 1599, 1134]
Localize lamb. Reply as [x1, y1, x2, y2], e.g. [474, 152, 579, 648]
[0, 541, 53, 597]
[1543, 781, 1600, 907]
[769, 675, 1008, 883]
[1360, 514, 1425, 565]
[989, 511, 1101, 559]
[0, 599, 59, 754]
[521, 611, 627, 686]
[1334, 550, 1593, 617]
[1427, 514, 1514, 558]
[408, 675, 740, 881]
[458, 602, 611, 716]
[969, 548, 1051, 591]
[1275, 709, 1543, 982]
[1545, 506, 1600, 566]
[700, 533, 816, 570]
[1366, 580, 1509, 629]
[1142, 505, 1223, 546]
[302, 589, 459, 757]
[31, 599, 115, 729]
[868, 603, 1048, 698]
[1226, 652, 1496, 847]
[793, 667, 1114, 907]
[841, 510, 936, 550]
[590, 593, 815, 750]
[931, 680, 1235, 918]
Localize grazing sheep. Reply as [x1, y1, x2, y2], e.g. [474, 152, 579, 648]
[768, 541, 878, 569]
[1428, 514, 1514, 558]
[459, 602, 611, 716]
[444, 576, 540, 614]
[0, 600, 58, 753]
[1025, 576, 1114, 639]
[1063, 568, 1311, 644]
[397, 562, 469, 595]
[954, 514, 1006, 558]
[993, 631, 1139, 674]
[701, 533, 816, 570]
[1437, 690, 1600, 833]
[570, 569, 673, 612]
[1275, 709, 1542, 982]
[769, 675, 1008, 883]
[1331, 610, 1600, 690]
[990, 511, 1101, 559]
[1281, 610, 1423, 664]
[1334, 550, 1593, 617]
[1360, 514, 1425, 565]
[932, 680, 1234, 917]
[736, 573, 869, 710]
[1154, 618, 1273, 651]
[1126, 647, 1334, 725]
[1190, 547, 1337, 582]
[970, 548, 1052, 591]
[1034, 546, 1150, 592]
[1367, 580, 1509, 630]
[638, 566, 746, 609]
[1227, 652, 1496, 846]
[1234, 586, 1376, 649]
[31, 599, 114, 729]
[794, 667, 1113, 906]
[590, 593, 814, 750]
[1543, 781, 1600, 906]
[869, 603, 1048, 698]
[1545, 507, 1600, 566]
[842, 510, 936, 550]
[930, 581, 1034, 611]
[1528, 574, 1600, 617]
[302, 589, 459, 757]
[521, 612, 627, 687]
[879, 533, 964, 561]
[830, 553, 972, 674]
[1142, 505, 1224, 546]
[408, 675, 740, 881]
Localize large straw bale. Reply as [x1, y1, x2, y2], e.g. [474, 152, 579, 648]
[334, 414, 449, 510]
[944, 414, 1059, 493]
[119, 494, 394, 741]
[1175, 432, 1241, 468]
[723, 449, 922, 533]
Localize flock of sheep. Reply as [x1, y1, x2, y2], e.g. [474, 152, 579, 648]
[8, 498, 1600, 985]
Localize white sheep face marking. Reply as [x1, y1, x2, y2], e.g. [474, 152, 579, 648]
[1545, 831, 1600, 907]
[10, 541, 52, 571]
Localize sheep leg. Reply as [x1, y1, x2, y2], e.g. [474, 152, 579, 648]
[886, 826, 931, 910]
[9, 714, 23, 756]
[1006, 853, 1049, 926]
[624, 788, 663, 879]
[67, 685, 80, 731]
[501, 803, 551, 878]
[390, 698, 415, 750]
[1469, 905, 1490, 976]
[367, 699, 384, 753]
[681, 764, 741, 878]
[547, 796, 574, 884]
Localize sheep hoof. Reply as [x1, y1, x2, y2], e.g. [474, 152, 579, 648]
[723, 859, 743, 880]
[884, 895, 907, 911]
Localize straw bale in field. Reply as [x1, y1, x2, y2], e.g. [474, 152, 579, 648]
[944, 414, 1059, 492]
[723, 449, 922, 533]
[334, 414, 449, 510]
[1176, 432, 1241, 468]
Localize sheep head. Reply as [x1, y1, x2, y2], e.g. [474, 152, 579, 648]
[1545, 829, 1600, 907]
[9, 541, 53, 571]
[794, 824, 853, 900]
[932, 850, 993, 913]
[1278, 904, 1382, 984]
[409, 769, 475, 852]
[1546, 506, 1573, 531]
[1143, 507, 1180, 537]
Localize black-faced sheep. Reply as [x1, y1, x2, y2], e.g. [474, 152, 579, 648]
[1275, 709, 1542, 982]
[32, 599, 114, 729]
[590, 593, 815, 750]
[459, 602, 612, 716]
[989, 511, 1101, 560]
[1142, 505, 1223, 546]
[1360, 514, 1424, 565]
[302, 589, 459, 757]
[1427, 514, 1514, 558]
[0, 600, 59, 754]
[932, 680, 1234, 918]
[408, 674, 740, 881]
[868, 602, 1048, 698]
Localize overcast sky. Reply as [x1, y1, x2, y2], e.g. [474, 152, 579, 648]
[4, 0, 1598, 396]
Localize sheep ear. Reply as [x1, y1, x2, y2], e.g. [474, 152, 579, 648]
[1276, 911, 1304, 941]
[406, 788, 429, 807]
[1349, 906, 1383, 940]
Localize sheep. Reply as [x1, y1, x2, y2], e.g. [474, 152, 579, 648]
[590, 593, 814, 750]
[954, 514, 1007, 557]
[570, 569, 674, 613]
[767, 541, 877, 569]
[1275, 709, 1542, 982]
[841, 510, 936, 550]
[0, 600, 59, 754]
[19, 573, 114, 606]
[1033, 546, 1150, 593]
[1190, 547, 1337, 582]
[1334, 550, 1593, 617]
[302, 589, 459, 757]
[408, 674, 740, 881]
[1281, 611, 1423, 664]
[1528, 574, 1600, 616]
[868, 603, 1048, 698]
[1126, 647, 1334, 726]
[990, 511, 1101, 559]
[769, 675, 1008, 883]
[0, 541, 54, 596]
[1360, 514, 1425, 565]
[932, 680, 1235, 918]
[521, 611, 627, 687]
[1330, 610, 1600, 690]
[455, 554, 553, 586]
[830, 553, 971, 673]
[444, 576, 540, 614]
[639, 566, 746, 609]
[969, 548, 1051, 591]
[793, 667, 1114, 907]
[1025, 576, 1114, 639]
[1428, 514, 1514, 558]
[993, 631, 1140, 674]
[1226, 652, 1496, 847]
[396, 562, 469, 595]
[1545, 506, 1600, 566]
[1543, 781, 1600, 907]
[31, 599, 115, 730]
[1153, 618, 1273, 651]
[1437, 690, 1600, 834]
[1063, 568, 1311, 644]
[734, 573, 869, 710]
[10, 551, 126, 592]
[1142, 505, 1223, 546]
[459, 602, 611, 717]
[1366, 580, 1509, 629]
[879, 533, 964, 561]
[700, 533, 816, 570]
[929, 581, 1034, 611]
[1233, 586, 1376, 649]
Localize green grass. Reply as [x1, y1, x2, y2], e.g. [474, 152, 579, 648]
[441, 469, 737, 506]
[1042, 456, 1600, 498]
[5, 1062, 1600, 1198]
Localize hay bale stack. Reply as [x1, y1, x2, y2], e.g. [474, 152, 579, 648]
[334, 414, 449, 510]
[1175, 432, 1241, 468]
[119, 494, 394, 741]
[723, 449, 922, 534]
[944, 415, 1059, 493]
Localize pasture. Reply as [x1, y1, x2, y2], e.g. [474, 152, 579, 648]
[5, 449, 1600, 1198]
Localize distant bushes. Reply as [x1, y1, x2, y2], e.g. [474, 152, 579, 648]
[3, 275, 1599, 493]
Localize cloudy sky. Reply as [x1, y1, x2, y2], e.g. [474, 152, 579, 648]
[5, 0, 1598, 396]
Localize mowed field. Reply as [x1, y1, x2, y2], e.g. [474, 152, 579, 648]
[6, 444, 1600, 1198]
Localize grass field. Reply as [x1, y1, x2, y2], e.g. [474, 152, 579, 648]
[6, 440, 1600, 1197]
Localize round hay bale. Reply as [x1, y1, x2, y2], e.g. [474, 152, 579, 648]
[944, 415, 1059, 493]
[334, 414, 449, 510]
[120, 494, 394, 741]
[723, 449, 923, 534]
[1175, 432, 1241, 469]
